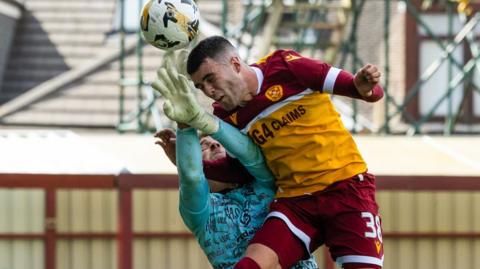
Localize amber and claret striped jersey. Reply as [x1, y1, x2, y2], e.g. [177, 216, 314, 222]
[213, 50, 382, 198]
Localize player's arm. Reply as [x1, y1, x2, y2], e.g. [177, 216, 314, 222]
[175, 127, 210, 232]
[210, 120, 275, 187]
[283, 50, 384, 102]
[326, 64, 384, 102]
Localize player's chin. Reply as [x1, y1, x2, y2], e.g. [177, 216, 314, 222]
[220, 101, 235, 111]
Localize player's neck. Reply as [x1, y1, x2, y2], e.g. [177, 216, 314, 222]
[245, 65, 260, 96]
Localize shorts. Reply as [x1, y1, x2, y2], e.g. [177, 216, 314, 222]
[250, 173, 384, 269]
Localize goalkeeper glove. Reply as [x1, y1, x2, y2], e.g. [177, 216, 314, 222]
[152, 57, 219, 134]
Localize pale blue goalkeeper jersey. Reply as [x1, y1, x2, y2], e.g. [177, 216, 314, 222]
[176, 121, 318, 269]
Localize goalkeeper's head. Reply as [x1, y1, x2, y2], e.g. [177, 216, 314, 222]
[200, 135, 226, 161]
[186, 36, 259, 111]
[199, 134, 241, 193]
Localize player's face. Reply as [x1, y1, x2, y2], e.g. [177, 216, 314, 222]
[200, 136, 226, 161]
[191, 57, 248, 111]
[200, 136, 238, 193]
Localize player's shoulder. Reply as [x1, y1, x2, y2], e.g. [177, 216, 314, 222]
[254, 49, 301, 66]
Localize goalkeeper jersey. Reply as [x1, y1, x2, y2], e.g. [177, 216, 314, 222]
[177, 122, 318, 269]
[214, 50, 368, 198]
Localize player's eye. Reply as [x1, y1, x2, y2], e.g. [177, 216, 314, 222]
[206, 76, 215, 84]
[195, 83, 204, 90]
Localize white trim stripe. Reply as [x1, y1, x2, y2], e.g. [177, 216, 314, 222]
[336, 255, 384, 267]
[266, 211, 311, 252]
[240, 88, 314, 134]
[323, 67, 341, 94]
[251, 67, 264, 95]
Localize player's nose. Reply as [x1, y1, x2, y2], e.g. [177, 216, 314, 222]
[210, 142, 221, 150]
[203, 84, 215, 98]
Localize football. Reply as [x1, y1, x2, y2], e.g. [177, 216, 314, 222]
[140, 0, 200, 51]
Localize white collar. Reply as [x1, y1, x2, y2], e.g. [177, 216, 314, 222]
[251, 66, 263, 95]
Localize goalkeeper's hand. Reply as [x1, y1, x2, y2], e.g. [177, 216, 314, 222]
[151, 58, 219, 134]
[174, 49, 189, 77]
[162, 49, 188, 76]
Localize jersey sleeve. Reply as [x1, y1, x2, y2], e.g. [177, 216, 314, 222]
[211, 120, 276, 188]
[175, 127, 210, 231]
[280, 50, 332, 91]
[282, 50, 384, 102]
[328, 69, 384, 102]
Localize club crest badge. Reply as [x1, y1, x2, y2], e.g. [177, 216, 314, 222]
[265, 85, 283, 102]
[284, 54, 301, 62]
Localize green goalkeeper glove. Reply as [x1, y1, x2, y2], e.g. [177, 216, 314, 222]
[162, 49, 188, 76]
[174, 49, 189, 77]
[152, 57, 219, 134]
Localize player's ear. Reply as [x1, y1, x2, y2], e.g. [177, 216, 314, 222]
[230, 56, 241, 73]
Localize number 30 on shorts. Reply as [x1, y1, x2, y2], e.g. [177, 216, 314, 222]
[361, 212, 382, 242]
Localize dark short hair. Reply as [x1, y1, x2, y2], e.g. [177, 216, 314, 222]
[187, 36, 235, 75]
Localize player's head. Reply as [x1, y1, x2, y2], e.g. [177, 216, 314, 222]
[200, 135, 239, 192]
[200, 135, 226, 161]
[187, 36, 252, 111]
[187, 36, 236, 75]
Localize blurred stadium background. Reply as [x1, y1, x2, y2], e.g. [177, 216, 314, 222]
[0, 0, 479, 268]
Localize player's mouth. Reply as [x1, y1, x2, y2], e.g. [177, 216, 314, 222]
[212, 150, 224, 159]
